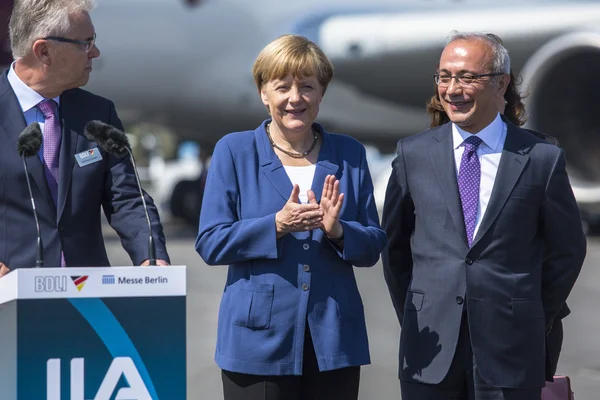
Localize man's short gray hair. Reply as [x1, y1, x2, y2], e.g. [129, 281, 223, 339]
[445, 31, 511, 74]
[9, 0, 95, 59]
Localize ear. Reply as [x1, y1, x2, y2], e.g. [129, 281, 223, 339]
[496, 73, 511, 98]
[260, 87, 269, 107]
[32, 39, 52, 65]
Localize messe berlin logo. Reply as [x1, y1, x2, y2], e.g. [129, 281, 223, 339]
[71, 276, 89, 292]
[102, 275, 115, 285]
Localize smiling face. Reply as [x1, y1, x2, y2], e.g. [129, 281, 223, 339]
[260, 74, 323, 135]
[438, 39, 509, 133]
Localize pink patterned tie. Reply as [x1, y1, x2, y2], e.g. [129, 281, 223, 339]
[458, 136, 483, 247]
[38, 99, 66, 267]
[38, 99, 61, 205]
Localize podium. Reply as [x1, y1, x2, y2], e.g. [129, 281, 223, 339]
[0, 266, 186, 400]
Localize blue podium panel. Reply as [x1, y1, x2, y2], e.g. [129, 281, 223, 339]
[0, 266, 187, 400]
[18, 297, 185, 400]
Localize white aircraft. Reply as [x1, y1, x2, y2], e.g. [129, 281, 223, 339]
[2, 0, 599, 226]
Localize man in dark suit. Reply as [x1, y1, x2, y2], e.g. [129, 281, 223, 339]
[0, 0, 169, 274]
[382, 31, 586, 399]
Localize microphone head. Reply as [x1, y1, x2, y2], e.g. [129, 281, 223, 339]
[84, 120, 131, 158]
[16, 123, 43, 157]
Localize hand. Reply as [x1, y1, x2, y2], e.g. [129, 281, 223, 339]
[319, 175, 344, 239]
[0, 262, 10, 278]
[140, 259, 170, 266]
[275, 185, 323, 237]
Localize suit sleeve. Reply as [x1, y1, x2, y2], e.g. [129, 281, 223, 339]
[195, 139, 280, 266]
[381, 140, 415, 325]
[330, 145, 387, 268]
[541, 148, 586, 328]
[101, 101, 170, 265]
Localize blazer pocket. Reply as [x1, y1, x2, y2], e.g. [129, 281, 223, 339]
[512, 298, 544, 319]
[509, 186, 539, 206]
[405, 290, 424, 311]
[232, 283, 274, 330]
[333, 279, 361, 320]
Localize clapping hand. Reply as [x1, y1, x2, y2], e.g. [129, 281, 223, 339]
[319, 175, 344, 239]
[275, 184, 323, 237]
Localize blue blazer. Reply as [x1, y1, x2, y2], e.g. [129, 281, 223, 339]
[0, 70, 169, 268]
[196, 120, 386, 375]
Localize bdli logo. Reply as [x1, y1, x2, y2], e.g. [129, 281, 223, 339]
[70, 276, 88, 292]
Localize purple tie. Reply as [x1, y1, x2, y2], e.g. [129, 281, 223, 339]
[38, 99, 61, 205]
[38, 99, 66, 267]
[458, 135, 483, 247]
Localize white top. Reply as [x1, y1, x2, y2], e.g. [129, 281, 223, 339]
[452, 113, 507, 238]
[284, 165, 317, 204]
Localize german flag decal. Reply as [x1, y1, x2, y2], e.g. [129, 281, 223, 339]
[71, 276, 89, 292]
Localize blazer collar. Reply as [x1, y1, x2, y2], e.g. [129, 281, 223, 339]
[256, 119, 339, 202]
[471, 120, 531, 247]
[56, 90, 80, 220]
[430, 120, 532, 249]
[0, 70, 56, 215]
[430, 123, 469, 248]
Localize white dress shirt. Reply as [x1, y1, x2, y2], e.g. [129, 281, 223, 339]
[452, 113, 507, 238]
[7, 62, 60, 161]
[283, 165, 316, 204]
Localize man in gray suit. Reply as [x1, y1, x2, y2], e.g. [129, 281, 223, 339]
[382, 31, 586, 399]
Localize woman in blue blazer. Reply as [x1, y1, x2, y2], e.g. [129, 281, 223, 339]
[195, 34, 386, 400]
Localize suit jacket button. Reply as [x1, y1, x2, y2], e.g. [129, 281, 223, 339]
[465, 258, 473, 265]
[303, 244, 310, 250]
[302, 283, 309, 291]
[303, 264, 310, 272]
[456, 296, 464, 305]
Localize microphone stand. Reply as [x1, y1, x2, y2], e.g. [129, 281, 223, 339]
[22, 155, 43, 267]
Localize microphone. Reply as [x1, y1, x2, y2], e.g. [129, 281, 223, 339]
[16, 123, 44, 267]
[83, 121, 157, 266]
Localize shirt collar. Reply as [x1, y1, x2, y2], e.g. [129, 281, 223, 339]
[452, 113, 504, 151]
[7, 62, 60, 113]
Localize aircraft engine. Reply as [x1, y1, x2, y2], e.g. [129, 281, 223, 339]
[520, 32, 600, 222]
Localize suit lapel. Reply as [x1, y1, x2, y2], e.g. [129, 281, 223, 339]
[257, 122, 293, 201]
[472, 123, 530, 246]
[310, 127, 339, 201]
[57, 97, 79, 220]
[0, 72, 55, 212]
[430, 124, 469, 248]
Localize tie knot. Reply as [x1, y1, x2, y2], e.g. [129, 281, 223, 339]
[38, 99, 57, 119]
[462, 135, 482, 152]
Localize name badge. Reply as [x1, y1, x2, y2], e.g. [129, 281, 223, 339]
[74, 147, 103, 167]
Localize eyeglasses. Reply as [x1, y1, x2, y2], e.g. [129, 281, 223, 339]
[43, 33, 96, 53]
[433, 72, 504, 87]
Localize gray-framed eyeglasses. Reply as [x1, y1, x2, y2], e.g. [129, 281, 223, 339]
[43, 33, 96, 53]
[433, 72, 504, 87]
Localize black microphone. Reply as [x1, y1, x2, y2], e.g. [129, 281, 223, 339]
[83, 120, 157, 266]
[16, 123, 44, 268]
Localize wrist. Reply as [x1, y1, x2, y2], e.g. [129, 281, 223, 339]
[275, 212, 286, 238]
[327, 222, 344, 241]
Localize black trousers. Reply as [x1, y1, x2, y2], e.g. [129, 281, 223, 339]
[401, 316, 542, 400]
[222, 326, 360, 400]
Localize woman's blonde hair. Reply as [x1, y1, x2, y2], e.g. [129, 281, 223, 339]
[252, 34, 334, 94]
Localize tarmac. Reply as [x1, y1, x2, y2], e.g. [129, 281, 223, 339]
[104, 222, 600, 399]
